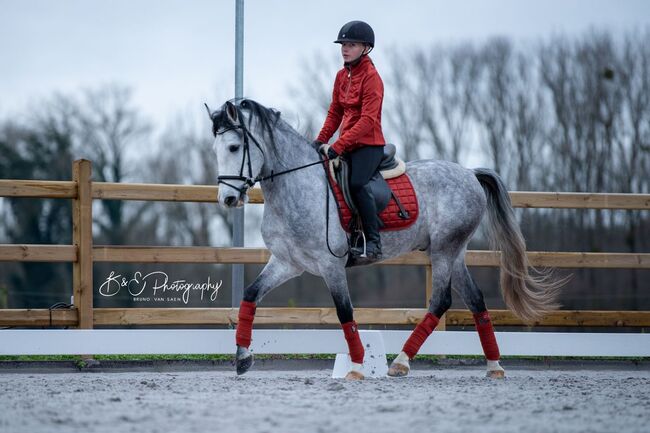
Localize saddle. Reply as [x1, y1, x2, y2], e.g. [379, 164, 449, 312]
[323, 144, 419, 234]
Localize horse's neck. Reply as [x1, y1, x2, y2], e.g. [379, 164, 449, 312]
[259, 124, 326, 213]
[262, 122, 314, 171]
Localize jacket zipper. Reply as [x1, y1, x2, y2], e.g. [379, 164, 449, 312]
[341, 66, 353, 133]
[345, 67, 352, 101]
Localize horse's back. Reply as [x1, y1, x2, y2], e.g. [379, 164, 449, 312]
[405, 159, 483, 195]
[405, 159, 487, 234]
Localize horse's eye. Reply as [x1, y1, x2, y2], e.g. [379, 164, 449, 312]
[228, 144, 240, 153]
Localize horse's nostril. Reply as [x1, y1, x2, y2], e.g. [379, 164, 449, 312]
[224, 196, 237, 206]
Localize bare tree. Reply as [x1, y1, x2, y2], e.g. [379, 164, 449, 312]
[75, 86, 151, 245]
[0, 96, 78, 307]
[383, 47, 428, 161]
[141, 111, 232, 247]
[285, 51, 341, 140]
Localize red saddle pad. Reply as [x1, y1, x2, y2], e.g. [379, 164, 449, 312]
[324, 162, 419, 233]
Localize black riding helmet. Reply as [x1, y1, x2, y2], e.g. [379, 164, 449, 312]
[334, 20, 375, 49]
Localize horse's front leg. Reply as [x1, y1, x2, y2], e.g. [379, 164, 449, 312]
[235, 255, 302, 375]
[321, 265, 365, 381]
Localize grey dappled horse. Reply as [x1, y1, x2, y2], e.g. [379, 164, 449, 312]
[207, 99, 561, 380]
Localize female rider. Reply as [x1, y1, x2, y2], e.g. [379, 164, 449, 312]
[314, 20, 386, 260]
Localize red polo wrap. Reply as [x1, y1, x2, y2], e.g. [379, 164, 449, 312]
[473, 310, 500, 361]
[402, 312, 439, 359]
[342, 320, 365, 364]
[236, 300, 257, 348]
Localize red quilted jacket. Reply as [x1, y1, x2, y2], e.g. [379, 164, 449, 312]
[317, 55, 386, 154]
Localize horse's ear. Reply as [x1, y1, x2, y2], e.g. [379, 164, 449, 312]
[204, 103, 213, 120]
[225, 101, 238, 124]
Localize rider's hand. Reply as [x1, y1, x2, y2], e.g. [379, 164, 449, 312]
[311, 140, 323, 151]
[327, 147, 339, 160]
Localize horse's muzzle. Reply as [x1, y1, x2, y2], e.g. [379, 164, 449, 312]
[221, 193, 246, 208]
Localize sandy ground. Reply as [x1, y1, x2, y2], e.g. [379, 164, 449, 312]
[1, 367, 649, 433]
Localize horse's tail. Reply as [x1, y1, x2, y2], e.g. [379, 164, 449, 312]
[474, 168, 564, 323]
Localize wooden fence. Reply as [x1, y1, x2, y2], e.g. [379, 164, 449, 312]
[1, 159, 649, 330]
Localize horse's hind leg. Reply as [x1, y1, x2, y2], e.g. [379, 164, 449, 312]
[321, 266, 365, 381]
[451, 256, 505, 378]
[235, 255, 302, 375]
[388, 255, 452, 377]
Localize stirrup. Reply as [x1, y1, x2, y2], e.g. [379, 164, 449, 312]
[351, 231, 377, 258]
[359, 231, 368, 258]
[351, 237, 382, 260]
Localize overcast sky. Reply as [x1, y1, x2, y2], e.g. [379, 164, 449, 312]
[2, 0, 650, 129]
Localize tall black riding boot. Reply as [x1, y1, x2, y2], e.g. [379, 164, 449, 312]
[350, 184, 382, 259]
[366, 224, 382, 258]
[347, 145, 385, 260]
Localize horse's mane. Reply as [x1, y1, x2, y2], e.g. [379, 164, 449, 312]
[210, 98, 296, 168]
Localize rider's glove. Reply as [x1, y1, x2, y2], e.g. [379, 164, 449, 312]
[327, 147, 339, 160]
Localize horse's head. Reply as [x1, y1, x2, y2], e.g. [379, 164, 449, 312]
[205, 99, 280, 208]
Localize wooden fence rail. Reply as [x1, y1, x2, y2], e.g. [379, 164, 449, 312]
[2, 179, 650, 209]
[0, 159, 648, 330]
[1, 245, 649, 268]
[1, 308, 649, 328]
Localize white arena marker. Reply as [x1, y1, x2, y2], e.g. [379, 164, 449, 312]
[331, 330, 388, 379]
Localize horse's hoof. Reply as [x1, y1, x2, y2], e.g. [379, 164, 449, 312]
[235, 346, 254, 376]
[236, 354, 254, 375]
[486, 369, 505, 379]
[387, 362, 410, 377]
[345, 370, 365, 380]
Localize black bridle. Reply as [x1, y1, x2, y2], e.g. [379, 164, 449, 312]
[210, 102, 348, 258]
[214, 106, 267, 196]
[214, 104, 329, 196]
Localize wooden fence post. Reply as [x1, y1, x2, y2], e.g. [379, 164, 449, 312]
[72, 159, 93, 329]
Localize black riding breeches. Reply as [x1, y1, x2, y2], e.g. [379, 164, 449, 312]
[347, 145, 385, 242]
